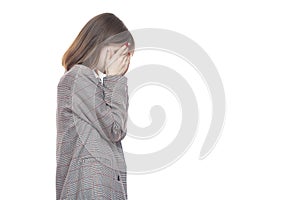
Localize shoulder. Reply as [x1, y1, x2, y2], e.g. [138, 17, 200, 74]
[57, 64, 99, 92]
[57, 65, 83, 87]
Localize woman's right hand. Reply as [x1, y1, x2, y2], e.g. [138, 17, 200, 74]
[104, 44, 130, 76]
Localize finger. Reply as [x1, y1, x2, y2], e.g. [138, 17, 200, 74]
[125, 55, 129, 64]
[116, 45, 128, 57]
[124, 56, 130, 68]
[122, 57, 130, 75]
[120, 55, 126, 64]
[113, 54, 126, 69]
[126, 56, 130, 68]
[122, 56, 129, 71]
[121, 55, 128, 66]
[108, 48, 118, 64]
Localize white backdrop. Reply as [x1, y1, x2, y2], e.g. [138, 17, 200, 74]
[0, 0, 299, 199]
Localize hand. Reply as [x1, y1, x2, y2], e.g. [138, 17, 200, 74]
[121, 52, 133, 76]
[104, 44, 130, 76]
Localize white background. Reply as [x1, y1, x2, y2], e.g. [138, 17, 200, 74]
[0, 0, 299, 199]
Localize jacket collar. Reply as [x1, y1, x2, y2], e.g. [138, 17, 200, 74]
[92, 68, 106, 84]
[75, 64, 103, 85]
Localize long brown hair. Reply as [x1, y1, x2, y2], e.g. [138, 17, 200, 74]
[62, 13, 134, 71]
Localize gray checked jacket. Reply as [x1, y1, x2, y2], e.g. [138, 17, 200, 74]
[56, 64, 129, 199]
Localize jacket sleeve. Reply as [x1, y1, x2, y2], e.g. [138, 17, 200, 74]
[101, 75, 129, 142]
[71, 69, 129, 143]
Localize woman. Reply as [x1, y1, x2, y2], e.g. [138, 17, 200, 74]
[56, 13, 134, 200]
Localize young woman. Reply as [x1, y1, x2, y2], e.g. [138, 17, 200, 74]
[56, 13, 134, 200]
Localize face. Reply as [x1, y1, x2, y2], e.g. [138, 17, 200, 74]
[97, 43, 134, 72]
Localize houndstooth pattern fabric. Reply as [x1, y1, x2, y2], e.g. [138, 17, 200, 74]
[56, 64, 129, 200]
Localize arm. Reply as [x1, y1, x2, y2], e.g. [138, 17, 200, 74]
[101, 74, 129, 142]
[71, 67, 129, 143]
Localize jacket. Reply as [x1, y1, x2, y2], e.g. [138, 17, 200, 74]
[92, 68, 106, 84]
[56, 64, 129, 199]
